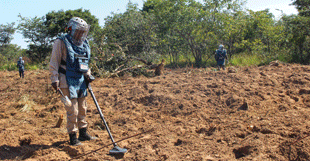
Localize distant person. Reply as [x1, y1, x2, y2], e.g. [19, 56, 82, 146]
[17, 57, 25, 78]
[215, 44, 228, 70]
[49, 17, 97, 146]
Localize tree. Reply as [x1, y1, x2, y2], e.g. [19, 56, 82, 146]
[143, 0, 245, 67]
[285, 0, 310, 64]
[242, 10, 278, 55]
[0, 44, 23, 63]
[292, 0, 310, 17]
[0, 22, 24, 68]
[18, 15, 52, 62]
[221, 11, 247, 56]
[144, 0, 208, 66]
[0, 22, 16, 46]
[104, 2, 158, 60]
[282, 15, 310, 63]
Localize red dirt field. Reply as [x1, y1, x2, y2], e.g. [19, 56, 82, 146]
[1, 62, 310, 160]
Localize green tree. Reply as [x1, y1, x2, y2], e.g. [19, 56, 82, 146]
[292, 0, 310, 16]
[144, 0, 206, 66]
[282, 15, 310, 63]
[0, 22, 16, 46]
[18, 15, 52, 62]
[0, 44, 23, 62]
[143, 0, 246, 67]
[284, 0, 310, 64]
[104, 2, 157, 60]
[221, 11, 247, 56]
[0, 22, 25, 70]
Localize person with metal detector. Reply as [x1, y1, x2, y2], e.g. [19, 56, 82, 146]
[49, 17, 127, 154]
[49, 17, 97, 146]
[17, 57, 25, 78]
[214, 44, 228, 70]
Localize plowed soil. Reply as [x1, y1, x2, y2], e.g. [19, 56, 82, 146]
[1, 62, 310, 160]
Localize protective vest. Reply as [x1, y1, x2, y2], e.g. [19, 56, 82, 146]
[58, 34, 91, 99]
[215, 49, 227, 65]
[17, 60, 25, 71]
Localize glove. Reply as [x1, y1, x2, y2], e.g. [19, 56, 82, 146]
[86, 75, 95, 83]
[51, 82, 59, 91]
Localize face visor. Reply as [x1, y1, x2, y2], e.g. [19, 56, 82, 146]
[70, 25, 90, 46]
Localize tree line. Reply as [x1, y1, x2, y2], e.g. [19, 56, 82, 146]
[0, 0, 309, 72]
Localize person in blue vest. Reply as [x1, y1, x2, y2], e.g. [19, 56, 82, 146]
[17, 57, 25, 78]
[214, 44, 228, 70]
[49, 17, 97, 146]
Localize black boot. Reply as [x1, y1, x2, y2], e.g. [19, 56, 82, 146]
[78, 128, 97, 141]
[69, 132, 82, 146]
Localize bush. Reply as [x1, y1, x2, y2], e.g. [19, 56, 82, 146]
[26, 64, 39, 70]
[0, 62, 18, 71]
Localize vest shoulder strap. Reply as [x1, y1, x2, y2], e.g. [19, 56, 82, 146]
[58, 66, 66, 74]
[61, 59, 66, 66]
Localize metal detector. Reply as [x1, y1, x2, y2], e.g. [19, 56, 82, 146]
[57, 88, 72, 107]
[87, 81, 127, 155]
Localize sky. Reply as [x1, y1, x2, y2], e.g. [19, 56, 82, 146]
[1, 0, 298, 49]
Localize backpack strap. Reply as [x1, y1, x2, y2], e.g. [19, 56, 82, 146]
[61, 59, 66, 66]
[58, 66, 66, 74]
[58, 59, 67, 74]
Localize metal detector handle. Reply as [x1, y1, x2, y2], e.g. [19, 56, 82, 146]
[58, 88, 66, 97]
[85, 75, 95, 88]
[88, 83, 117, 147]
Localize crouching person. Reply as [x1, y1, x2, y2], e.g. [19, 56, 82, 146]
[49, 17, 97, 146]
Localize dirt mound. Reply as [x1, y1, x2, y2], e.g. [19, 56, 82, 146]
[1, 63, 310, 160]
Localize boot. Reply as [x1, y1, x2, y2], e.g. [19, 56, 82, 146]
[78, 128, 97, 141]
[69, 132, 82, 146]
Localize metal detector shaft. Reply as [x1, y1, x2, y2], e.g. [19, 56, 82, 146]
[88, 84, 117, 147]
[57, 88, 66, 97]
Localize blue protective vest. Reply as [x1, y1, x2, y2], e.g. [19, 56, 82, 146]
[215, 49, 227, 65]
[17, 60, 25, 71]
[58, 34, 91, 99]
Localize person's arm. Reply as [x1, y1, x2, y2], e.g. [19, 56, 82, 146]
[215, 50, 218, 61]
[84, 43, 94, 83]
[49, 39, 64, 89]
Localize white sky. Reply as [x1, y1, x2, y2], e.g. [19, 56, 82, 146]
[245, 0, 297, 18]
[0, 0, 298, 49]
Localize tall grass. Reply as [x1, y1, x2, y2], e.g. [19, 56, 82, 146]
[229, 54, 263, 67]
[0, 62, 41, 71]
